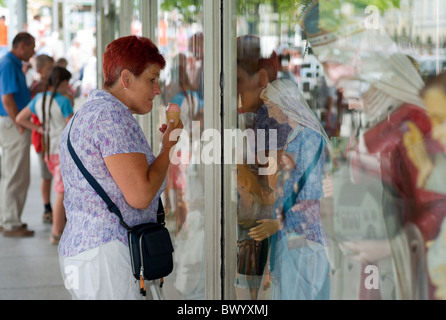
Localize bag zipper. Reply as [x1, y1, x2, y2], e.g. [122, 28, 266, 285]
[139, 234, 146, 296]
[129, 234, 137, 276]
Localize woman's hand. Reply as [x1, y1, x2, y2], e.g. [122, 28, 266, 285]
[104, 120, 183, 210]
[160, 119, 184, 151]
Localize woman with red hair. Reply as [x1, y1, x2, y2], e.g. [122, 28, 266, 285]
[58, 36, 183, 299]
[235, 35, 292, 300]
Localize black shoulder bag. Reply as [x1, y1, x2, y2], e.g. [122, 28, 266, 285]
[66, 115, 173, 296]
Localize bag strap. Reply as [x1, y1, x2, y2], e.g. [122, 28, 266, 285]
[281, 138, 324, 214]
[66, 114, 165, 231]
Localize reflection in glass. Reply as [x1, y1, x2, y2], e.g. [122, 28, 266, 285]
[235, 0, 446, 300]
[236, 33, 291, 300]
[131, 0, 142, 36]
[260, 79, 332, 300]
[156, 0, 205, 300]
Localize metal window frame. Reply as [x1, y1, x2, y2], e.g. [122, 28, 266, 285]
[141, 0, 225, 300]
[202, 0, 223, 300]
[221, 0, 238, 300]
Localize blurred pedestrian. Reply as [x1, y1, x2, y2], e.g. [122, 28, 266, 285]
[0, 32, 35, 237]
[0, 16, 8, 58]
[30, 54, 55, 224]
[16, 66, 74, 245]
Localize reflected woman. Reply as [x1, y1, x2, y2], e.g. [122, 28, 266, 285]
[249, 78, 331, 300]
[235, 35, 291, 300]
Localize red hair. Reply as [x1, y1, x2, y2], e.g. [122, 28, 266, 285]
[237, 35, 278, 82]
[103, 36, 166, 88]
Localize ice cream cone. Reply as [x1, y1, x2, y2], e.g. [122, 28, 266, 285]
[166, 103, 181, 127]
[166, 111, 180, 127]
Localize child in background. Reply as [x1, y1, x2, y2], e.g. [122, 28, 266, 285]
[31, 55, 54, 97]
[55, 57, 68, 68]
[16, 67, 74, 245]
[30, 54, 55, 224]
[55, 57, 75, 106]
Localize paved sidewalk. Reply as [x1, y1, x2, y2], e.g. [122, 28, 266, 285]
[0, 150, 71, 300]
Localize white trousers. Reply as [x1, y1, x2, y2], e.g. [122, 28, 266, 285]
[59, 240, 143, 300]
[0, 117, 31, 229]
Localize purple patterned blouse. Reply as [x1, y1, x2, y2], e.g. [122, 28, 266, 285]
[58, 90, 164, 257]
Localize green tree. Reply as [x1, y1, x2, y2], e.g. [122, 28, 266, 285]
[160, 0, 400, 36]
[160, 0, 202, 24]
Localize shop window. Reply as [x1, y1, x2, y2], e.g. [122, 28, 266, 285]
[232, 0, 446, 301]
[154, 0, 206, 300]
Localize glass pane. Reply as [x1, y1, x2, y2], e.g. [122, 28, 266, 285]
[24, 1, 97, 109]
[235, 1, 331, 301]
[155, 0, 205, 300]
[234, 0, 446, 300]
[131, 0, 142, 36]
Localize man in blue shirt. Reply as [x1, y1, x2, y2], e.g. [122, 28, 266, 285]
[0, 32, 35, 237]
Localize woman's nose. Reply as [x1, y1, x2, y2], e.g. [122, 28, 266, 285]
[153, 81, 161, 96]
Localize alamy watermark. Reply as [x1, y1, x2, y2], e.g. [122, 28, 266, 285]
[364, 265, 379, 290]
[64, 265, 79, 290]
[168, 122, 278, 176]
[364, 5, 380, 30]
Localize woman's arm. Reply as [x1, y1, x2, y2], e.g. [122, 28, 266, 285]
[104, 119, 182, 209]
